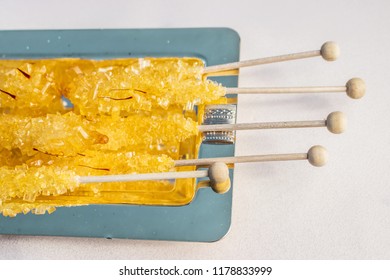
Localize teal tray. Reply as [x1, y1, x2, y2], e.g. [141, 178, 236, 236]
[0, 28, 240, 242]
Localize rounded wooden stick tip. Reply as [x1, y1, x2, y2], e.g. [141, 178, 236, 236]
[326, 111, 347, 134]
[346, 78, 366, 99]
[320, 41, 340, 61]
[307, 145, 328, 167]
[208, 162, 231, 194]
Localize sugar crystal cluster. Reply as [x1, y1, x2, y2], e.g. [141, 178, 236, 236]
[0, 60, 64, 116]
[61, 58, 225, 116]
[0, 57, 218, 217]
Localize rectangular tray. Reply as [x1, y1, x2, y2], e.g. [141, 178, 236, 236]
[0, 28, 240, 242]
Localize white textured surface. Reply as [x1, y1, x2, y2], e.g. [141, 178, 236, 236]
[1, 0, 389, 259]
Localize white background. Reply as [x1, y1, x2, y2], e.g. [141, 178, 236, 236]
[0, 0, 389, 259]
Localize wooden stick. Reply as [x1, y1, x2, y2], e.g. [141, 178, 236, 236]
[175, 145, 328, 167]
[76, 146, 328, 184]
[204, 50, 320, 74]
[77, 163, 232, 194]
[174, 153, 308, 166]
[203, 41, 339, 74]
[224, 78, 365, 99]
[77, 150, 324, 183]
[198, 120, 325, 132]
[77, 169, 208, 184]
[225, 86, 346, 94]
[199, 112, 347, 134]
